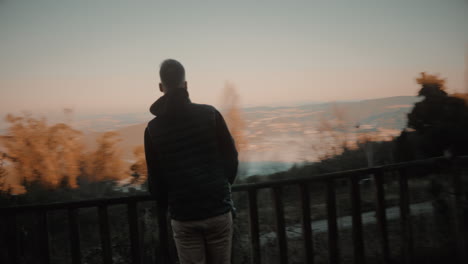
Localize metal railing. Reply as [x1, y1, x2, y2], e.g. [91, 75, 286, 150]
[1, 156, 467, 264]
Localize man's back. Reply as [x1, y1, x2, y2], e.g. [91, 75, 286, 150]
[146, 100, 237, 221]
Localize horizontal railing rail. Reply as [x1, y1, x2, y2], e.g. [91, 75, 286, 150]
[1, 155, 467, 264]
[2, 156, 466, 213]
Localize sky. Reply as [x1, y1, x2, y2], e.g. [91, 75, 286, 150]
[1, 0, 468, 115]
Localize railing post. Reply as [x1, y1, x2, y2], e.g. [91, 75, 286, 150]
[452, 164, 468, 264]
[38, 210, 51, 264]
[6, 213, 19, 264]
[272, 186, 288, 264]
[398, 168, 413, 264]
[98, 205, 113, 264]
[350, 175, 365, 264]
[326, 180, 339, 264]
[248, 189, 261, 264]
[373, 169, 390, 264]
[127, 201, 141, 264]
[156, 202, 170, 264]
[299, 183, 314, 264]
[68, 208, 82, 264]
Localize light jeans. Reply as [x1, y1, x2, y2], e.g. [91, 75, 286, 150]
[171, 211, 233, 264]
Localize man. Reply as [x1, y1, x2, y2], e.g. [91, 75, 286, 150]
[145, 59, 238, 264]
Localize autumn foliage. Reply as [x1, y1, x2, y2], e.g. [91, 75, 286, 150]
[0, 113, 127, 194]
[221, 82, 247, 153]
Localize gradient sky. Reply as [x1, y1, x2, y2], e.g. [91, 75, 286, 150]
[1, 0, 468, 115]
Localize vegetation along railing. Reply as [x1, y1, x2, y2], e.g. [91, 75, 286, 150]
[1, 156, 468, 264]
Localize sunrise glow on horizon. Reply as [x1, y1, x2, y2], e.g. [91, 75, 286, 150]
[1, 0, 468, 115]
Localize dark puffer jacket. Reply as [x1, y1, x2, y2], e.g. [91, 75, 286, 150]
[144, 88, 238, 221]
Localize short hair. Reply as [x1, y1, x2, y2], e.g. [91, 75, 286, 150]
[159, 59, 186, 90]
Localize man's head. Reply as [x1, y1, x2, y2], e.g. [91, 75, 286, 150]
[159, 59, 187, 93]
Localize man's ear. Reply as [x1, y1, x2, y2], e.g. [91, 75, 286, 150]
[183, 81, 188, 89]
[159, 83, 164, 93]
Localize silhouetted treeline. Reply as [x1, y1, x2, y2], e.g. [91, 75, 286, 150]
[396, 73, 468, 160]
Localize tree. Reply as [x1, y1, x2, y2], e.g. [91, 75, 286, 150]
[128, 145, 147, 186]
[314, 104, 354, 160]
[221, 82, 248, 152]
[220, 82, 249, 178]
[398, 72, 468, 159]
[82, 131, 125, 182]
[2, 113, 84, 190]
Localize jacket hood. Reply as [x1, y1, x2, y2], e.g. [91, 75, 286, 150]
[150, 88, 191, 117]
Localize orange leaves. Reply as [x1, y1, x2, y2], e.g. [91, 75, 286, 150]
[1, 113, 126, 191]
[416, 72, 446, 90]
[83, 131, 124, 182]
[221, 82, 248, 153]
[2, 113, 84, 188]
